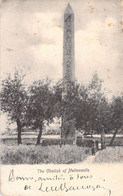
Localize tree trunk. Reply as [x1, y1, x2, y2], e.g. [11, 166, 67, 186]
[109, 128, 119, 146]
[101, 129, 106, 149]
[17, 119, 22, 145]
[36, 124, 43, 145]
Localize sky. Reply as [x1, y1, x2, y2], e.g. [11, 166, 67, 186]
[1, 0, 123, 97]
[0, 0, 123, 131]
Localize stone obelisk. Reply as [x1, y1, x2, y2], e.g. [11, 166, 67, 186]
[61, 3, 75, 144]
[63, 3, 75, 84]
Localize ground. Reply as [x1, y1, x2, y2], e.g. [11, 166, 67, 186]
[0, 144, 91, 164]
[0, 142, 123, 164]
[0, 133, 123, 164]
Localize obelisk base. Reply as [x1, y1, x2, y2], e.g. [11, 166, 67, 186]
[61, 116, 75, 145]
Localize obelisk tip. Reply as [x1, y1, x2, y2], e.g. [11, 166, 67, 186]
[64, 3, 73, 14]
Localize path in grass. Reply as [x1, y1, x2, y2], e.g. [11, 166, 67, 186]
[83, 151, 99, 163]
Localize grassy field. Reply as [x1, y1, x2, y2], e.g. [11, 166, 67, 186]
[0, 143, 123, 164]
[0, 144, 91, 164]
[0, 133, 123, 164]
[94, 146, 123, 163]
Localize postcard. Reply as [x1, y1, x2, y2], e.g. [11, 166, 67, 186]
[0, 0, 123, 196]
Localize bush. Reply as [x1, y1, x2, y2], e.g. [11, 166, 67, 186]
[94, 146, 123, 163]
[0, 144, 91, 164]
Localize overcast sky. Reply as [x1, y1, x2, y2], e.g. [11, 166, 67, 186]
[1, 0, 123, 98]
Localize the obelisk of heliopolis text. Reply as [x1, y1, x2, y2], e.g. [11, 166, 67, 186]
[61, 3, 75, 144]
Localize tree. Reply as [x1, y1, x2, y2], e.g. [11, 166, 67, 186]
[1, 70, 28, 145]
[54, 75, 109, 135]
[26, 79, 55, 145]
[54, 80, 80, 122]
[109, 95, 123, 145]
[75, 84, 90, 131]
[54, 73, 123, 147]
[53, 80, 83, 142]
[75, 73, 107, 134]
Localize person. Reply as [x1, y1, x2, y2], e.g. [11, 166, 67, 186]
[96, 140, 99, 150]
[91, 142, 95, 155]
[76, 129, 84, 146]
[59, 140, 62, 147]
[91, 147, 95, 155]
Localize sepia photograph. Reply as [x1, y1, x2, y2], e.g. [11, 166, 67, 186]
[0, 0, 123, 195]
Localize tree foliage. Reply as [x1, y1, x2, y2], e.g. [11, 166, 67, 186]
[1, 70, 28, 144]
[1, 70, 122, 146]
[54, 73, 123, 142]
[109, 95, 123, 145]
[26, 79, 55, 145]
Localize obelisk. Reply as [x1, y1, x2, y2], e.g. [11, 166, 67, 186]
[63, 3, 75, 84]
[61, 3, 75, 144]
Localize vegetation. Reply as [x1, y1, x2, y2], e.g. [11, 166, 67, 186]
[94, 146, 123, 163]
[109, 96, 123, 145]
[1, 70, 123, 146]
[54, 73, 123, 144]
[26, 79, 55, 145]
[0, 144, 91, 164]
[1, 71, 28, 145]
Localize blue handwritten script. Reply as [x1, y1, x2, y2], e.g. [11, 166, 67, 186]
[39, 182, 111, 195]
[8, 169, 111, 195]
